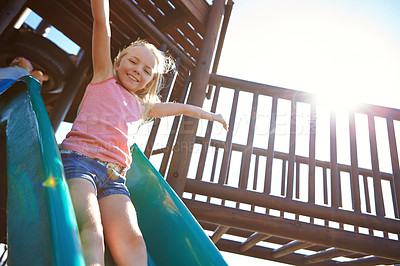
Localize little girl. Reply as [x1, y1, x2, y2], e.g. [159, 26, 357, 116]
[0, 56, 49, 85]
[0, 56, 33, 80]
[60, 0, 227, 265]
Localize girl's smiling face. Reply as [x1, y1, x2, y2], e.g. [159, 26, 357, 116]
[115, 45, 156, 94]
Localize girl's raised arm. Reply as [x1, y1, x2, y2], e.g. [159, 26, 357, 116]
[91, 0, 113, 83]
[149, 102, 228, 130]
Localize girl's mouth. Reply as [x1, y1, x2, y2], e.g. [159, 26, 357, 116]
[128, 74, 139, 82]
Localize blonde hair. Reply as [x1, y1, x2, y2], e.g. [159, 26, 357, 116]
[113, 39, 175, 119]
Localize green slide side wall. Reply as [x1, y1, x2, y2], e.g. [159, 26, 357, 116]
[125, 144, 228, 266]
[1, 77, 84, 265]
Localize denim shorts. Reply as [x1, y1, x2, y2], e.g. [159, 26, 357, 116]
[61, 150, 130, 200]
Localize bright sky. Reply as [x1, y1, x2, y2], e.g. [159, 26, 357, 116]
[218, 0, 400, 110]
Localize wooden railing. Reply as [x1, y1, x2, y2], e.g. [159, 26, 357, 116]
[144, 73, 400, 264]
[187, 73, 400, 217]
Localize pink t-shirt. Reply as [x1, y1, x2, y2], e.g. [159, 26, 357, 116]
[61, 77, 143, 168]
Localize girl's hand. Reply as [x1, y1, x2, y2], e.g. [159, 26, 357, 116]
[31, 70, 49, 85]
[214, 114, 229, 131]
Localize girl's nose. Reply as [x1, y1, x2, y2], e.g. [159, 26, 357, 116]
[132, 67, 140, 75]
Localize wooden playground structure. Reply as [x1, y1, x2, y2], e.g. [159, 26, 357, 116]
[1, 0, 400, 265]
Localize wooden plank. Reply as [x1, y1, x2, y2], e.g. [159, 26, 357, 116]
[304, 248, 353, 264]
[135, 0, 164, 22]
[200, 221, 368, 257]
[323, 167, 328, 204]
[198, 136, 396, 183]
[239, 92, 259, 189]
[158, 74, 191, 176]
[218, 87, 239, 185]
[116, 0, 195, 68]
[28, 0, 92, 51]
[216, 239, 315, 266]
[286, 101, 297, 199]
[206, 147, 220, 203]
[338, 256, 399, 265]
[281, 159, 287, 197]
[184, 199, 400, 261]
[362, 175, 372, 214]
[271, 240, 313, 259]
[185, 180, 400, 234]
[265, 97, 278, 194]
[295, 160, 300, 199]
[165, 0, 224, 195]
[144, 57, 179, 158]
[195, 84, 221, 180]
[330, 111, 340, 208]
[250, 155, 260, 211]
[210, 225, 230, 243]
[167, 28, 199, 60]
[308, 104, 316, 203]
[0, 0, 27, 36]
[208, 74, 400, 121]
[349, 111, 361, 212]
[367, 114, 385, 216]
[172, 0, 210, 33]
[239, 232, 270, 252]
[178, 21, 203, 48]
[157, 9, 187, 33]
[154, 0, 177, 13]
[387, 117, 400, 218]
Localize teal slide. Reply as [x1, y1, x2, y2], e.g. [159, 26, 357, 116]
[2, 77, 227, 265]
[124, 144, 228, 265]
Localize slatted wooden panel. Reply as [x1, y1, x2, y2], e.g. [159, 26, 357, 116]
[129, 0, 206, 64]
[158, 73, 400, 264]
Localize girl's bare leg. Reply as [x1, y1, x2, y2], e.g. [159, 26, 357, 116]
[67, 178, 105, 266]
[99, 194, 147, 266]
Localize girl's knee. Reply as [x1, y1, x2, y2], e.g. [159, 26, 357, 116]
[78, 214, 104, 241]
[124, 234, 147, 259]
[111, 234, 147, 265]
[130, 236, 147, 264]
[128, 234, 146, 252]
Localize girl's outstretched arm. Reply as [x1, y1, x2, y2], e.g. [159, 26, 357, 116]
[91, 0, 113, 83]
[149, 102, 228, 130]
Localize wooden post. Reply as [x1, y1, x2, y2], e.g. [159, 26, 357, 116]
[0, 0, 27, 36]
[50, 51, 90, 131]
[166, 0, 225, 196]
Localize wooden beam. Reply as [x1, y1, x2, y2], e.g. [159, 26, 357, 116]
[28, 0, 92, 51]
[304, 248, 353, 264]
[166, 0, 225, 195]
[0, 0, 27, 36]
[218, 238, 338, 266]
[208, 74, 400, 121]
[239, 232, 270, 252]
[185, 179, 400, 234]
[271, 240, 313, 259]
[210, 225, 229, 243]
[338, 256, 399, 266]
[183, 199, 400, 261]
[50, 51, 91, 131]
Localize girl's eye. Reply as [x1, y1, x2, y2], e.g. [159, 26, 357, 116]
[130, 60, 136, 64]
